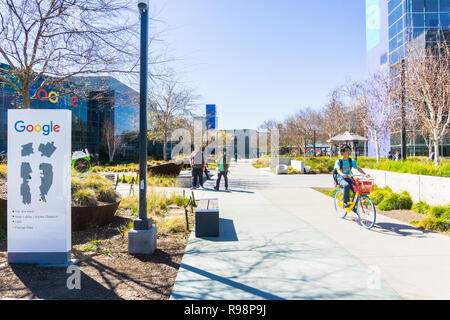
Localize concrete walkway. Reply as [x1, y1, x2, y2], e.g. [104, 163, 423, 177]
[170, 163, 407, 300]
[126, 162, 449, 299]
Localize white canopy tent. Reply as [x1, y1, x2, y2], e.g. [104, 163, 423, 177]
[327, 131, 368, 158]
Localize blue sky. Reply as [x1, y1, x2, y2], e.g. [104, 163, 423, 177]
[152, 0, 367, 130]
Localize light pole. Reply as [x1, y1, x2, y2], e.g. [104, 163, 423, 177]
[128, 0, 156, 255]
[135, 0, 150, 230]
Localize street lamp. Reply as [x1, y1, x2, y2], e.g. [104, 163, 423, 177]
[128, 0, 156, 255]
[135, 0, 150, 230]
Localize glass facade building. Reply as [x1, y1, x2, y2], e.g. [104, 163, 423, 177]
[0, 72, 139, 162]
[366, 0, 450, 157]
[388, 0, 450, 66]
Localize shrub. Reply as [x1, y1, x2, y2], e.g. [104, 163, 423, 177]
[159, 215, 186, 234]
[97, 186, 119, 203]
[428, 205, 450, 220]
[119, 196, 139, 216]
[412, 201, 431, 214]
[0, 164, 6, 178]
[84, 173, 113, 190]
[370, 186, 392, 205]
[71, 177, 85, 194]
[378, 191, 413, 211]
[73, 188, 98, 206]
[413, 217, 450, 232]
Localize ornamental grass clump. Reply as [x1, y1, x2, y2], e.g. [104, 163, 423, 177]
[412, 201, 431, 214]
[97, 186, 119, 203]
[84, 173, 113, 190]
[378, 191, 413, 211]
[412, 204, 450, 232]
[369, 185, 392, 205]
[73, 188, 98, 206]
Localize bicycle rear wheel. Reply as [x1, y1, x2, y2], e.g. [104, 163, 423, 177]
[357, 195, 376, 229]
[333, 189, 347, 219]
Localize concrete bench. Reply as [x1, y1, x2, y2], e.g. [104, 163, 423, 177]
[195, 198, 219, 237]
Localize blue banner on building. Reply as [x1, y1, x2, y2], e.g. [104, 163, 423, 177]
[206, 104, 216, 130]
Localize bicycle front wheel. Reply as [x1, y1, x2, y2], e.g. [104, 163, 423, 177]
[333, 189, 347, 219]
[357, 195, 376, 229]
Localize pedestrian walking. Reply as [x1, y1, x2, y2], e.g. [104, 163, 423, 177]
[394, 151, 401, 161]
[429, 150, 435, 162]
[214, 151, 230, 191]
[387, 151, 393, 160]
[190, 146, 205, 189]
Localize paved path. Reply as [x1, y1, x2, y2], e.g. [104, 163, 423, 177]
[134, 162, 449, 300]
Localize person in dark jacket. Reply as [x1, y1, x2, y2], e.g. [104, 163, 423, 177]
[214, 151, 230, 191]
[190, 146, 205, 189]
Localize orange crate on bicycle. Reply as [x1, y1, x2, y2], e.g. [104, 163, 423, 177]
[353, 178, 375, 194]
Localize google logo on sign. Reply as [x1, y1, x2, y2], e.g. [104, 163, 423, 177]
[14, 121, 61, 136]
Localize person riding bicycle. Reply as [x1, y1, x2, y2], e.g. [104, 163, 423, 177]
[334, 145, 369, 208]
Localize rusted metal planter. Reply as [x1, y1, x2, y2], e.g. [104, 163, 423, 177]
[0, 197, 121, 232]
[147, 162, 184, 177]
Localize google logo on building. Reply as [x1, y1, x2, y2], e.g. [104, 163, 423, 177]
[14, 121, 61, 136]
[37, 89, 79, 108]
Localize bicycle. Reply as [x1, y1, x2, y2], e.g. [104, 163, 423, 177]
[333, 175, 376, 230]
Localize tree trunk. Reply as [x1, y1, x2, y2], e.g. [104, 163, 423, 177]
[163, 137, 167, 161]
[375, 136, 380, 163]
[434, 140, 440, 169]
[21, 88, 31, 109]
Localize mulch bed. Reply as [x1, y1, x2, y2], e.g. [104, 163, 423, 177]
[0, 194, 193, 300]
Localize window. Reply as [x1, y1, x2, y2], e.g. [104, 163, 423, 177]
[440, 12, 450, 28]
[440, 0, 450, 11]
[389, 3, 404, 26]
[412, 13, 425, 27]
[411, 0, 425, 13]
[425, 13, 439, 26]
[425, 0, 438, 12]
[389, 0, 403, 13]
[425, 28, 439, 41]
[412, 27, 426, 38]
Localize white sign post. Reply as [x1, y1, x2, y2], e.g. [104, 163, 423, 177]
[7, 110, 72, 265]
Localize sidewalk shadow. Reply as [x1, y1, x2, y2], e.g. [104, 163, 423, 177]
[172, 263, 285, 300]
[371, 222, 432, 238]
[208, 189, 254, 194]
[9, 264, 123, 300]
[199, 218, 238, 242]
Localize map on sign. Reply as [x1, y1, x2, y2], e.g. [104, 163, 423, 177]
[19, 142, 56, 204]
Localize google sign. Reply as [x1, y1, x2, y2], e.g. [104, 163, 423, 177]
[37, 88, 79, 108]
[14, 120, 61, 136]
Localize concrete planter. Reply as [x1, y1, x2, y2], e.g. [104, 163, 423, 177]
[0, 197, 122, 231]
[270, 157, 292, 169]
[276, 164, 289, 175]
[291, 160, 305, 173]
[361, 168, 450, 206]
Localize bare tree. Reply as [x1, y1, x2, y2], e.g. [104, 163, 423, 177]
[321, 89, 347, 142]
[347, 71, 396, 162]
[0, 0, 165, 108]
[404, 41, 450, 168]
[102, 118, 122, 162]
[149, 79, 199, 160]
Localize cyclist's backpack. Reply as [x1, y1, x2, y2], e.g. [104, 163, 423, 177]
[333, 157, 353, 186]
